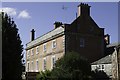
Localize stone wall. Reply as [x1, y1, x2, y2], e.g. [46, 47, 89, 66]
[26, 35, 65, 72]
[112, 48, 118, 80]
[117, 46, 120, 80]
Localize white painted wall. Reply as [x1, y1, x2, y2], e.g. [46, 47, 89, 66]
[91, 64, 112, 77]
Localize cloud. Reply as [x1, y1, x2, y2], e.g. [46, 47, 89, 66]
[18, 10, 31, 19]
[0, 7, 31, 19]
[0, 7, 17, 16]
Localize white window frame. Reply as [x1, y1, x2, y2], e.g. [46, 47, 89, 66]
[36, 46, 39, 54]
[31, 48, 34, 56]
[51, 56, 56, 69]
[52, 40, 56, 49]
[27, 50, 30, 57]
[43, 43, 47, 52]
[27, 61, 30, 72]
[36, 59, 39, 72]
[31, 61, 34, 72]
[43, 58, 47, 71]
[80, 38, 85, 47]
[101, 64, 105, 70]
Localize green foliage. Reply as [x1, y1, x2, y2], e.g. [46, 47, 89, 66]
[36, 51, 92, 80]
[51, 68, 73, 80]
[2, 12, 23, 80]
[36, 70, 51, 80]
[56, 52, 91, 73]
[51, 51, 91, 80]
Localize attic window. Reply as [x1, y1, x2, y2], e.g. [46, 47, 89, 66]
[80, 38, 85, 47]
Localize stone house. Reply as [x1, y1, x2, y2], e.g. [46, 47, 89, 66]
[25, 3, 105, 79]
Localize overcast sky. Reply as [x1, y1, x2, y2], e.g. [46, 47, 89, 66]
[1, 2, 119, 59]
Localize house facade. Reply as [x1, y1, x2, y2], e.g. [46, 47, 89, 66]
[26, 27, 65, 72]
[26, 3, 105, 73]
[91, 43, 120, 80]
[91, 54, 112, 78]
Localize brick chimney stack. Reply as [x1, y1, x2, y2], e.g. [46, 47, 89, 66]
[104, 34, 110, 45]
[78, 3, 91, 17]
[31, 29, 35, 41]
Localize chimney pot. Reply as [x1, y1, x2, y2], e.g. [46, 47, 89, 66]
[78, 3, 91, 17]
[54, 22, 63, 29]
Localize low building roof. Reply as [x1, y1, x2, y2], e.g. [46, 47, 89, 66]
[91, 54, 112, 65]
[107, 42, 120, 48]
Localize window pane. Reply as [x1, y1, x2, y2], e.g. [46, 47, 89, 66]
[43, 59, 46, 70]
[102, 65, 104, 70]
[80, 38, 85, 47]
[53, 57, 56, 67]
[31, 61, 34, 71]
[36, 47, 39, 54]
[52, 40, 56, 48]
[36, 60, 39, 71]
[51, 56, 56, 69]
[43, 44, 46, 52]
[27, 62, 29, 72]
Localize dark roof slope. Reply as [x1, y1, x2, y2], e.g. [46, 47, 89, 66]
[107, 42, 120, 48]
[91, 54, 112, 64]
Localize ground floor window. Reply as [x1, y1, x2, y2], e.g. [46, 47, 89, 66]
[43, 58, 46, 71]
[51, 56, 56, 69]
[36, 60, 39, 71]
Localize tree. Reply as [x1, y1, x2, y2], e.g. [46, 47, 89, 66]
[2, 12, 23, 80]
[36, 52, 91, 80]
[51, 51, 91, 80]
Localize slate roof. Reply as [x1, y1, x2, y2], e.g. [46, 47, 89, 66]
[91, 54, 112, 65]
[107, 42, 120, 48]
[26, 26, 65, 49]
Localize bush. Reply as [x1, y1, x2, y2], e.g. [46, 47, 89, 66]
[36, 70, 51, 80]
[36, 52, 92, 80]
